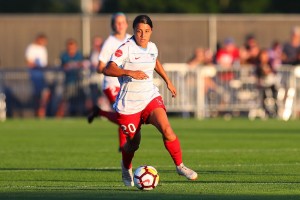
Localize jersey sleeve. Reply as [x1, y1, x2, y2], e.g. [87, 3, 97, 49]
[110, 44, 129, 68]
[98, 40, 111, 64]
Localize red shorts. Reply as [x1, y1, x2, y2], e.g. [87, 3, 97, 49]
[103, 86, 120, 104]
[117, 96, 166, 138]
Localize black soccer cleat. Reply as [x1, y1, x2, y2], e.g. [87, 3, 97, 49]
[87, 105, 100, 124]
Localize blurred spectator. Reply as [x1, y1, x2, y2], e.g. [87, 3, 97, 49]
[215, 38, 240, 105]
[239, 46, 249, 65]
[292, 48, 300, 65]
[90, 36, 103, 69]
[60, 38, 84, 71]
[244, 34, 260, 65]
[57, 38, 84, 116]
[25, 33, 50, 118]
[282, 26, 300, 65]
[187, 47, 213, 66]
[215, 37, 239, 84]
[89, 36, 103, 107]
[215, 37, 240, 68]
[239, 34, 254, 65]
[256, 49, 278, 117]
[268, 40, 282, 70]
[187, 47, 215, 93]
[245, 34, 258, 50]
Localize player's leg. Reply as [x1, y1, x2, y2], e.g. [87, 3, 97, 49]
[88, 86, 126, 152]
[145, 97, 197, 180]
[118, 126, 127, 152]
[121, 133, 141, 187]
[121, 130, 141, 169]
[147, 107, 181, 164]
[87, 86, 120, 124]
[118, 112, 142, 186]
[88, 105, 119, 124]
[148, 108, 197, 180]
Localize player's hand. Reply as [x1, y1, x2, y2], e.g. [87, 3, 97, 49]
[128, 70, 149, 80]
[167, 82, 177, 98]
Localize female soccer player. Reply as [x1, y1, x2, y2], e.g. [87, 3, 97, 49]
[103, 15, 198, 186]
[88, 12, 131, 151]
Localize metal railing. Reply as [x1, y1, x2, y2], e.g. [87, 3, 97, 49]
[156, 64, 300, 120]
[0, 68, 102, 118]
[0, 65, 299, 119]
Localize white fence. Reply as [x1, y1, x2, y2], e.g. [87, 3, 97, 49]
[156, 64, 300, 120]
[0, 66, 299, 119]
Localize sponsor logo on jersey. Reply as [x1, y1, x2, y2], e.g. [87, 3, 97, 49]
[115, 49, 123, 57]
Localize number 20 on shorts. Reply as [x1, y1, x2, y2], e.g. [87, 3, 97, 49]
[121, 123, 136, 135]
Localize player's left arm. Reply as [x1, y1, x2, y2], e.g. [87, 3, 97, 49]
[155, 59, 177, 98]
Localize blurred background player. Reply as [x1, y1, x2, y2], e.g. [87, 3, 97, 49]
[87, 12, 131, 151]
[88, 36, 104, 107]
[25, 33, 50, 118]
[89, 36, 103, 69]
[103, 14, 197, 186]
[56, 38, 84, 116]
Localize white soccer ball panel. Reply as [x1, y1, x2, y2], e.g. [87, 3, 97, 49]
[133, 165, 159, 190]
[141, 173, 154, 187]
[134, 166, 146, 177]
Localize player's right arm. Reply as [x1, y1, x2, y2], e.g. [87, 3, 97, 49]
[103, 44, 148, 80]
[103, 61, 148, 80]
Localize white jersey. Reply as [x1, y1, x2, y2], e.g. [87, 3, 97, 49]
[110, 37, 160, 114]
[99, 34, 131, 90]
[25, 43, 48, 67]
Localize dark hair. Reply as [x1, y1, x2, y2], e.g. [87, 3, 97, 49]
[66, 38, 77, 45]
[133, 15, 153, 29]
[111, 12, 127, 32]
[36, 33, 47, 39]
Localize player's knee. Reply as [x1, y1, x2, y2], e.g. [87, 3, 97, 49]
[130, 143, 139, 152]
[123, 142, 139, 153]
[162, 125, 176, 141]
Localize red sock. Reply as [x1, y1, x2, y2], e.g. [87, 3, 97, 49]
[99, 110, 118, 124]
[164, 137, 182, 166]
[122, 150, 134, 169]
[119, 127, 127, 149]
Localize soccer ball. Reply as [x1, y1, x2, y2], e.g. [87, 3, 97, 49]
[133, 165, 159, 190]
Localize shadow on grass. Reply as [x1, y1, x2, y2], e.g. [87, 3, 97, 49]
[0, 191, 299, 200]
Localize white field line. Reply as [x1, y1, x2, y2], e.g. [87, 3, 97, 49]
[139, 148, 300, 154]
[163, 148, 300, 153]
[199, 163, 300, 168]
[1, 185, 121, 190]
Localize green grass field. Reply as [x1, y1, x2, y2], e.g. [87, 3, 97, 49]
[0, 118, 300, 200]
